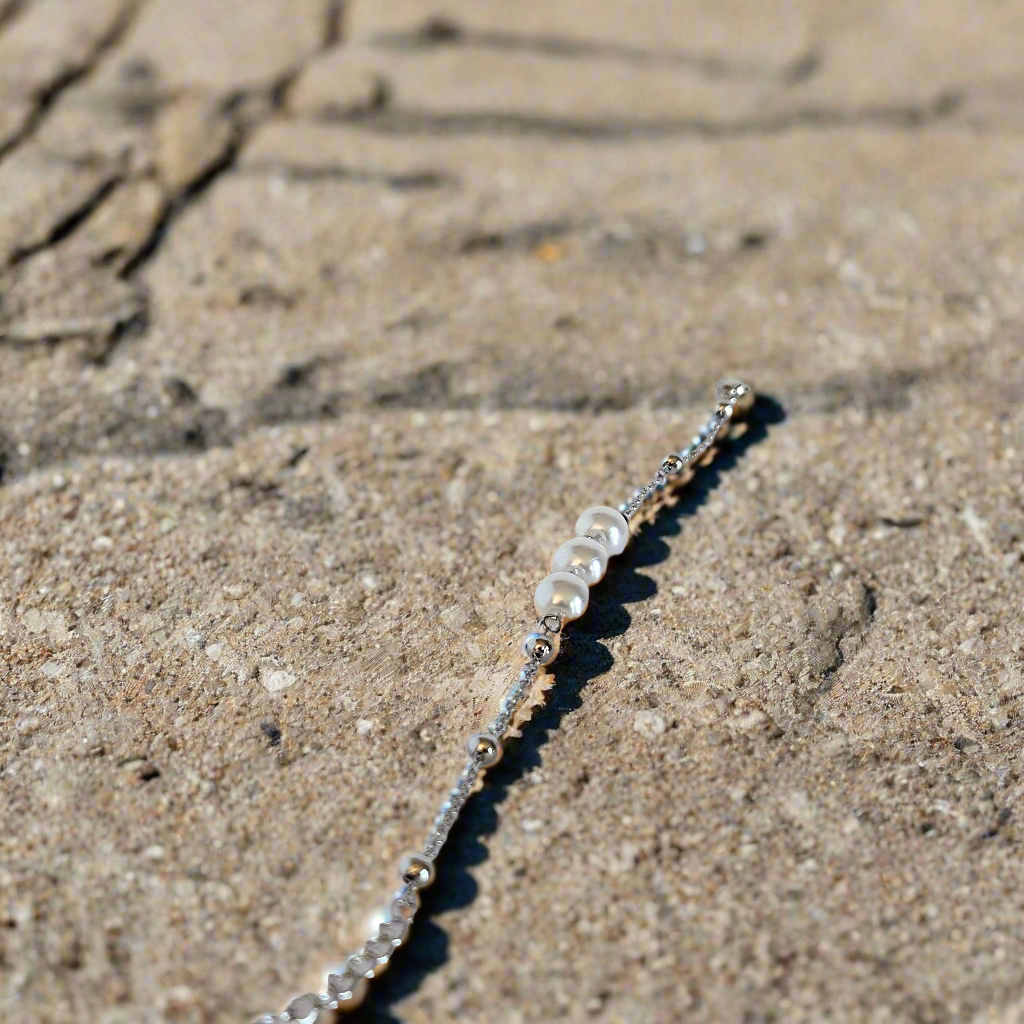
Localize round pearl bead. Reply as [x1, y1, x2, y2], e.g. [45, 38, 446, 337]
[575, 506, 630, 556]
[551, 536, 608, 586]
[534, 570, 589, 621]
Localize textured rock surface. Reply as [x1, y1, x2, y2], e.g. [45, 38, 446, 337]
[1, 2, 1023, 1023]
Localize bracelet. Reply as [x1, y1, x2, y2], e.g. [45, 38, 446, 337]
[255, 378, 754, 1023]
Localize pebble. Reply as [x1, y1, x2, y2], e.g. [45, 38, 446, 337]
[633, 710, 667, 739]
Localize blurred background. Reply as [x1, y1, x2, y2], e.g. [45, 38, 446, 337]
[0, 1, 1022, 1023]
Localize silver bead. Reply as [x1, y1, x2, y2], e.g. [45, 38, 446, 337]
[575, 506, 630, 556]
[365, 933, 394, 964]
[467, 732, 502, 767]
[551, 536, 608, 585]
[326, 970, 358, 1000]
[523, 631, 558, 665]
[284, 994, 320, 1024]
[335, 979, 368, 1011]
[379, 916, 408, 943]
[534, 570, 589, 621]
[400, 853, 436, 888]
[345, 951, 376, 978]
[390, 888, 419, 920]
[715, 377, 753, 414]
[661, 454, 685, 475]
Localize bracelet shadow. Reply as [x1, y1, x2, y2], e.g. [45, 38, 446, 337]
[349, 394, 785, 1022]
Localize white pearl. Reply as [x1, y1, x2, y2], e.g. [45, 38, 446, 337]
[551, 536, 608, 585]
[575, 506, 630, 556]
[534, 571, 589, 621]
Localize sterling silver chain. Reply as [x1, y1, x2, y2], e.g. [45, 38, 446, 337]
[256, 379, 754, 1023]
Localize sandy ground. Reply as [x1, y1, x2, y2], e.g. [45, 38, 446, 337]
[1, 1, 1023, 1022]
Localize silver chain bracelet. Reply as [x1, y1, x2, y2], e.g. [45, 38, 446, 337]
[255, 378, 754, 1023]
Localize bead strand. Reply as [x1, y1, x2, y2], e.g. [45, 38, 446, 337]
[256, 379, 753, 1023]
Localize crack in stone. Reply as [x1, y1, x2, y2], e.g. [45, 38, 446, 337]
[322, 89, 965, 140]
[0, 0, 27, 35]
[372, 17, 822, 86]
[0, 0, 146, 165]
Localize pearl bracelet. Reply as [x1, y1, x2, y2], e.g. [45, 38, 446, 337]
[256, 378, 754, 1023]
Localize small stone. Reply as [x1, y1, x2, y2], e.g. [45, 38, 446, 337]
[633, 710, 667, 739]
[262, 669, 296, 693]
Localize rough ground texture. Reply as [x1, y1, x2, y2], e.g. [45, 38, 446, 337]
[1, 1, 1023, 1022]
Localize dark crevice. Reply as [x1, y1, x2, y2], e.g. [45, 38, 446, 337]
[119, 126, 242, 279]
[323, 0, 345, 49]
[121, 66, 309, 280]
[0, 0, 27, 36]
[7, 173, 123, 267]
[238, 160, 459, 190]
[0, 0, 146, 166]
[373, 18, 822, 86]
[320, 90, 964, 140]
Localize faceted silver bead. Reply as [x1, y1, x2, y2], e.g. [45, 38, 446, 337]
[575, 506, 630, 556]
[284, 994, 320, 1024]
[366, 934, 394, 961]
[379, 917, 408, 943]
[335, 979, 368, 1011]
[400, 853, 436, 888]
[551, 536, 608, 585]
[390, 889, 419, 920]
[534, 570, 589, 621]
[467, 732, 502, 767]
[346, 951, 376, 978]
[326, 970, 358, 1000]
[523, 631, 558, 665]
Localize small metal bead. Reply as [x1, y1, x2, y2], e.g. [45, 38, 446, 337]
[400, 853, 436, 888]
[335, 979, 368, 1011]
[379, 917, 408, 943]
[284, 994, 320, 1023]
[539, 612, 563, 634]
[661, 454, 685, 475]
[346, 951, 376, 979]
[523, 631, 558, 665]
[326, 970, 358, 1000]
[715, 377, 752, 414]
[467, 732, 502, 767]
[365, 934, 394, 961]
[390, 889, 419, 921]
